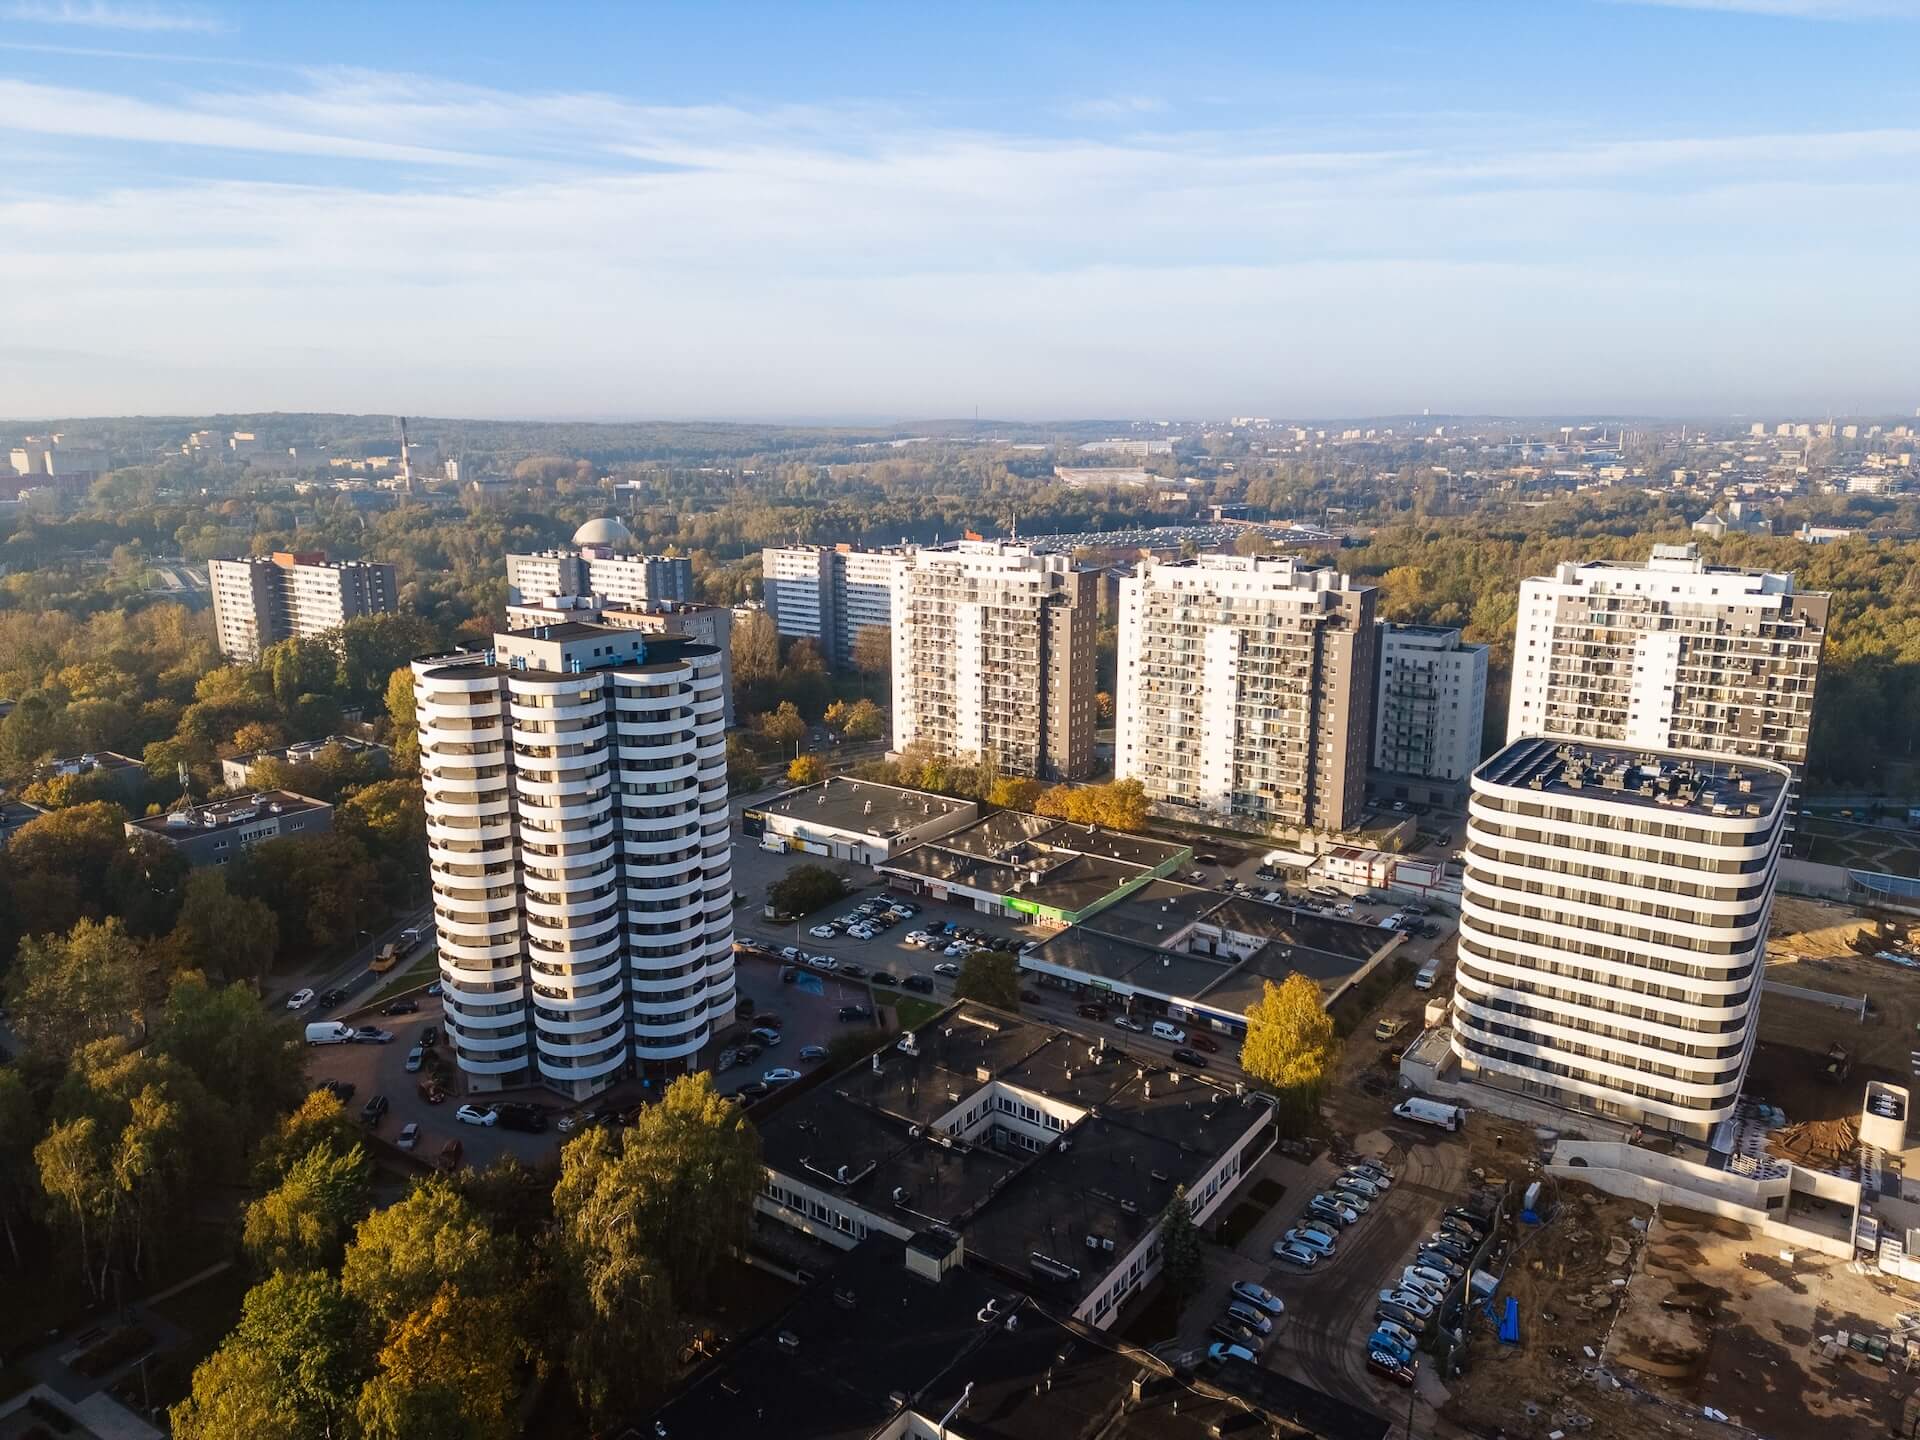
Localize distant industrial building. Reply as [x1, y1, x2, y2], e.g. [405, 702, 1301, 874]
[1115, 554, 1377, 836]
[504, 518, 692, 610]
[1371, 623, 1488, 809]
[760, 543, 914, 669]
[127, 790, 333, 866]
[208, 551, 398, 662]
[743, 777, 978, 867]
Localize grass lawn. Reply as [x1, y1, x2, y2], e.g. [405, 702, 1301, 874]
[389, 945, 441, 990]
[878, 995, 945, 1031]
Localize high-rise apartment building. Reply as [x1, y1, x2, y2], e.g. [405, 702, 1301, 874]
[1372, 623, 1488, 805]
[1453, 737, 1788, 1139]
[891, 541, 1096, 780]
[208, 551, 398, 661]
[506, 519, 693, 610]
[1508, 545, 1828, 799]
[1114, 554, 1376, 834]
[761, 543, 914, 668]
[412, 621, 735, 1100]
[505, 594, 736, 724]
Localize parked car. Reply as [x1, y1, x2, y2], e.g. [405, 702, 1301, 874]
[494, 1103, 549, 1133]
[1231, 1281, 1283, 1315]
[417, 1079, 446, 1104]
[1443, 1207, 1491, 1236]
[1209, 1320, 1266, 1354]
[763, 1067, 802, 1085]
[1405, 1263, 1453, 1292]
[750, 1026, 782, 1046]
[903, 931, 931, 947]
[1416, 1250, 1465, 1279]
[316, 1079, 355, 1103]
[870, 971, 900, 987]
[382, 998, 419, 1016]
[1271, 1240, 1320, 1268]
[1076, 1003, 1109, 1020]
[1367, 1328, 1415, 1367]
[902, 975, 935, 994]
[1296, 1217, 1340, 1246]
[1339, 1174, 1383, 1200]
[352, 1027, 394, 1044]
[396, 1122, 420, 1151]
[734, 1081, 770, 1099]
[1367, 1350, 1416, 1387]
[809, 924, 838, 939]
[1019, 988, 1042, 1005]
[838, 962, 868, 979]
[1307, 1195, 1359, 1227]
[437, 1139, 464, 1173]
[404, 1046, 425, 1073]
[848, 925, 877, 941]
[1169, 1048, 1210, 1069]
[1376, 1300, 1428, 1335]
[1188, 1033, 1220, 1053]
[316, 988, 346, 1008]
[1329, 1188, 1371, 1215]
[735, 1043, 763, 1063]
[799, 1045, 827, 1062]
[454, 1104, 497, 1127]
[285, 988, 315, 1010]
[421, 1024, 439, 1047]
[1347, 1159, 1394, 1184]
[1224, 1301, 1273, 1335]
[1373, 1017, 1405, 1042]
[1396, 1272, 1444, 1304]
[360, 1094, 389, 1125]
[1283, 1227, 1335, 1256]
[1207, 1341, 1256, 1366]
[838, 1003, 873, 1021]
[1379, 1288, 1435, 1318]
[933, 961, 960, 978]
[1113, 1016, 1146, 1033]
[779, 946, 802, 961]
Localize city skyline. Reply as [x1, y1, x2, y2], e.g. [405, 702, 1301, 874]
[4, 1, 1919, 420]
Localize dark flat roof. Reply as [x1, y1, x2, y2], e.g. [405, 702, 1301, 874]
[883, 814, 1190, 918]
[1476, 737, 1789, 817]
[757, 777, 974, 840]
[128, 790, 328, 837]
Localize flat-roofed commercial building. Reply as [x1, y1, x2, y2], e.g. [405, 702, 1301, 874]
[127, 790, 333, 866]
[761, 543, 914, 669]
[1115, 554, 1377, 835]
[742, 777, 978, 867]
[1453, 737, 1789, 1140]
[411, 621, 734, 1100]
[892, 542, 1097, 780]
[208, 551, 397, 661]
[1507, 544, 1828, 808]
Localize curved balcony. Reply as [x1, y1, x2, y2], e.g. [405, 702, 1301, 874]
[444, 999, 531, 1032]
[508, 697, 604, 727]
[1456, 926, 1756, 1020]
[441, 975, 523, 1006]
[1450, 1013, 1743, 1115]
[456, 1052, 532, 1079]
[534, 1047, 627, 1084]
[631, 1026, 709, 1062]
[1451, 979, 1750, 1074]
[524, 888, 620, 923]
[511, 719, 608, 751]
[448, 1020, 530, 1051]
[531, 953, 624, 993]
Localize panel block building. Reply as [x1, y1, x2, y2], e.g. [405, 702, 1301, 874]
[761, 543, 914, 669]
[1372, 622, 1488, 808]
[208, 552, 398, 661]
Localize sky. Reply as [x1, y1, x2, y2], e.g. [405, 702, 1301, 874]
[2, 0, 1918, 422]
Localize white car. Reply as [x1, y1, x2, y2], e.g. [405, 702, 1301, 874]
[944, 942, 968, 957]
[1404, 1264, 1452, 1293]
[1398, 1270, 1444, 1302]
[763, 1067, 802, 1085]
[1271, 1240, 1320, 1268]
[1380, 1288, 1435, 1318]
[455, 1104, 498, 1127]
[933, 962, 960, 978]
[809, 924, 838, 939]
[1283, 1227, 1336, 1256]
[285, 988, 315, 1010]
[1340, 1174, 1384, 1200]
[810, 954, 839, 970]
[848, 925, 877, 941]
[904, 931, 930, 947]
[396, 1122, 420, 1151]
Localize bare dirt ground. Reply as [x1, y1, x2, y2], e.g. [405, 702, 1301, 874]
[1605, 1206, 1920, 1440]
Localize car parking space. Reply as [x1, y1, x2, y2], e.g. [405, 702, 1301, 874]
[714, 952, 887, 1096]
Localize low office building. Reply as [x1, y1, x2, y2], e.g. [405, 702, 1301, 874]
[753, 1003, 1275, 1331]
[1, 797, 48, 846]
[126, 790, 333, 866]
[878, 811, 1191, 926]
[1019, 881, 1402, 1038]
[219, 734, 389, 789]
[742, 777, 979, 867]
[1454, 737, 1789, 1140]
[36, 750, 147, 803]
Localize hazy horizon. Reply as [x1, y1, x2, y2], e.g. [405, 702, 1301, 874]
[4, 0, 1919, 420]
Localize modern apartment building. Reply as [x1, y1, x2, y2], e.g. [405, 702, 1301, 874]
[1453, 737, 1789, 1140]
[890, 542, 1096, 780]
[1114, 554, 1377, 834]
[760, 543, 913, 668]
[505, 518, 693, 610]
[1372, 623, 1488, 807]
[506, 593, 735, 723]
[411, 621, 735, 1100]
[208, 552, 398, 661]
[1507, 545, 1829, 801]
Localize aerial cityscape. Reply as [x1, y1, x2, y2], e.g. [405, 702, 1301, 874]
[3, 3, 1920, 1440]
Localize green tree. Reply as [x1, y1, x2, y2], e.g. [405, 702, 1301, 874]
[232, 832, 381, 959]
[383, 666, 419, 773]
[987, 776, 1043, 811]
[173, 1270, 369, 1440]
[35, 1117, 114, 1298]
[163, 870, 281, 983]
[5, 917, 145, 1060]
[0, 1068, 40, 1267]
[852, 623, 892, 678]
[759, 700, 807, 749]
[766, 862, 845, 917]
[355, 1284, 520, 1440]
[1240, 974, 1338, 1132]
[1158, 1185, 1204, 1310]
[170, 1346, 295, 1440]
[953, 951, 1022, 1010]
[257, 1090, 360, 1182]
[341, 1176, 509, 1335]
[733, 611, 780, 687]
[243, 1142, 371, 1274]
[4, 801, 188, 940]
[839, 697, 884, 741]
[724, 733, 763, 793]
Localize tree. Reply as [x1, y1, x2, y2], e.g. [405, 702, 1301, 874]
[232, 832, 381, 959]
[724, 733, 763, 793]
[0, 1068, 39, 1267]
[839, 697, 884, 741]
[1095, 690, 1115, 724]
[766, 862, 845, 917]
[733, 611, 780, 686]
[341, 1177, 509, 1335]
[230, 720, 287, 755]
[36, 1117, 113, 1298]
[786, 754, 825, 785]
[339, 778, 426, 885]
[953, 951, 1022, 1010]
[244, 1142, 371, 1274]
[1158, 1185, 1204, 1310]
[257, 1090, 359, 1182]
[173, 1270, 368, 1440]
[1233, 529, 1270, 557]
[4, 801, 187, 940]
[383, 666, 419, 773]
[617, 1073, 762, 1305]
[356, 1285, 520, 1440]
[5, 917, 145, 1060]
[987, 776, 1043, 811]
[1240, 974, 1338, 1132]
[852, 624, 892, 678]
[759, 701, 806, 748]
[163, 870, 280, 983]
[1032, 779, 1149, 832]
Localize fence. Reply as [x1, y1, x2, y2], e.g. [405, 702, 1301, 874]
[1760, 979, 1868, 1020]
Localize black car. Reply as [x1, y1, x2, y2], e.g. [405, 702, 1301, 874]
[838, 1004, 873, 1022]
[1443, 1207, 1491, 1236]
[381, 998, 420, 1016]
[869, 971, 900, 988]
[317, 988, 347, 1008]
[317, 1079, 356, 1103]
[493, 1103, 549, 1134]
[735, 1081, 770, 1100]
[1076, 1003, 1109, 1021]
[1169, 1048, 1210, 1069]
[735, 1043, 763, 1063]
[1367, 1351, 1415, 1387]
[1376, 1301, 1427, 1334]
[839, 962, 868, 979]
[359, 1094, 389, 1125]
[901, 974, 935, 994]
[1019, 989, 1042, 1005]
[420, 1024, 439, 1047]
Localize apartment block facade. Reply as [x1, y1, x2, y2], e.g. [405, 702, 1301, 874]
[1453, 737, 1788, 1139]
[1372, 623, 1488, 804]
[412, 621, 735, 1101]
[1114, 554, 1376, 834]
[1507, 544, 1829, 798]
[891, 542, 1096, 780]
[761, 543, 913, 668]
[208, 551, 398, 661]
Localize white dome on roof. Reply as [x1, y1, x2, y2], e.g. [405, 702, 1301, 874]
[571, 517, 635, 548]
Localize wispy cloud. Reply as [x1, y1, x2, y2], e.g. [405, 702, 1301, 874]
[1063, 94, 1170, 120]
[1611, 0, 1920, 18]
[3, 0, 222, 32]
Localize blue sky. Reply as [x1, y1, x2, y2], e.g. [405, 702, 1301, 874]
[2, 0, 1918, 421]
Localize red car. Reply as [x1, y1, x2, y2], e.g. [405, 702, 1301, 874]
[1367, 1350, 1416, 1387]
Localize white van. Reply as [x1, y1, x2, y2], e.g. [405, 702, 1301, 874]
[1394, 1097, 1465, 1132]
[1413, 960, 1440, 991]
[304, 1021, 355, 1046]
[1151, 1020, 1187, 1044]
